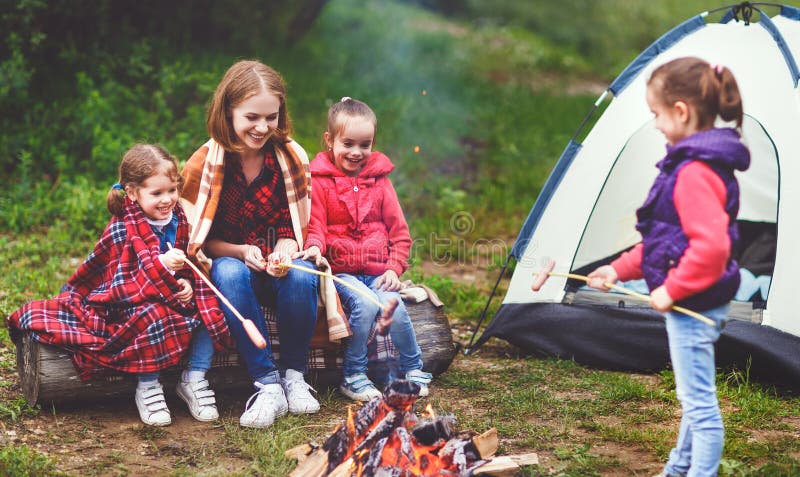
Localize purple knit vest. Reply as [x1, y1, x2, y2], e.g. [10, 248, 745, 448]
[636, 128, 750, 311]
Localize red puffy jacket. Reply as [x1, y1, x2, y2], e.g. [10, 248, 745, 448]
[306, 151, 411, 276]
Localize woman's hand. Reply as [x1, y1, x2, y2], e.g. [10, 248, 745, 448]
[160, 248, 186, 272]
[265, 252, 290, 277]
[587, 265, 618, 291]
[650, 286, 674, 312]
[242, 244, 266, 272]
[265, 239, 300, 278]
[175, 278, 194, 303]
[375, 270, 401, 291]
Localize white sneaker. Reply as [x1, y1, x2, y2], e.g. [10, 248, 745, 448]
[135, 383, 172, 426]
[281, 369, 320, 414]
[405, 369, 432, 397]
[239, 382, 288, 428]
[339, 373, 383, 402]
[176, 378, 219, 422]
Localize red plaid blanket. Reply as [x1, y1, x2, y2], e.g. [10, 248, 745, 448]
[6, 199, 231, 380]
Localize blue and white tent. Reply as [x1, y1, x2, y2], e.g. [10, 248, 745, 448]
[470, 3, 800, 390]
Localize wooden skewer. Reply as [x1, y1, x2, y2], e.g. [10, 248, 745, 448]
[278, 262, 384, 309]
[167, 243, 267, 349]
[531, 260, 714, 326]
[276, 261, 396, 335]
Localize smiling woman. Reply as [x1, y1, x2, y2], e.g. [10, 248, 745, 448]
[180, 59, 327, 430]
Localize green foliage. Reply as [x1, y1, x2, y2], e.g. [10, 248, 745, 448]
[0, 396, 39, 421]
[404, 0, 787, 77]
[0, 445, 60, 477]
[405, 268, 494, 323]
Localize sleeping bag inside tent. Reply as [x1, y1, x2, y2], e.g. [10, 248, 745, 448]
[470, 2, 800, 392]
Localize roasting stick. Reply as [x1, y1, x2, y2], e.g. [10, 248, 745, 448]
[276, 261, 384, 308]
[167, 243, 268, 349]
[276, 261, 396, 335]
[531, 260, 715, 327]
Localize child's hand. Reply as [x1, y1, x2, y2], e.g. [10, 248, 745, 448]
[175, 278, 194, 303]
[242, 245, 265, 272]
[650, 286, 674, 312]
[587, 265, 618, 291]
[295, 246, 323, 266]
[375, 270, 401, 291]
[294, 246, 332, 272]
[160, 248, 186, 272]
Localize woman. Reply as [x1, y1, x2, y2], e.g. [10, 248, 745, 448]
[180, 60, 344, 428]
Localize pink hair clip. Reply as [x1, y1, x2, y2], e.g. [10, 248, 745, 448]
[710, 63, 724, 76]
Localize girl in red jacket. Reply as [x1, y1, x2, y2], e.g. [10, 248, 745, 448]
[300, 97, 431, 401]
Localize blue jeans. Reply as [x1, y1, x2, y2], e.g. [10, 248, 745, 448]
[335, 274, 423, 377]
[210, 256, 318, 384]
[138, 325, 213, 383]
[186, 324, 213, 372]
[663, 304, 728, 477]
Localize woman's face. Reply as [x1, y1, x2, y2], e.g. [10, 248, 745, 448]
[231, 90, 281, 153]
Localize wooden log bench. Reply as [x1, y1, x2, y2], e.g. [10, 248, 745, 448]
[13, 300, 457, 406]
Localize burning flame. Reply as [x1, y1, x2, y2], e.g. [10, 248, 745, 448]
[322, 381, 479, 476]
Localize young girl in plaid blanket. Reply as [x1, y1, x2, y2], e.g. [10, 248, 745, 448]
[300, 98, 431, 401]
[7, 144, 232, 427]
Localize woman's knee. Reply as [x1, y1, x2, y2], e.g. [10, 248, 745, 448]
[285, 259, 319, 291]
[210, 257, 250, 290]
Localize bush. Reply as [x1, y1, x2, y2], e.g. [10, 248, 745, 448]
[0, 445, 59, 477]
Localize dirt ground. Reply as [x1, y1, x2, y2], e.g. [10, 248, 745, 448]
[0, 347, 667, 477]
[1, 346, 676, 477]
[0, 261, 667, 477]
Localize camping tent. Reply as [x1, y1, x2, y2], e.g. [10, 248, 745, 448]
[469, 3, 800, 391]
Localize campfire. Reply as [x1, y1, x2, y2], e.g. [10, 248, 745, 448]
[287, 380, 538, 477]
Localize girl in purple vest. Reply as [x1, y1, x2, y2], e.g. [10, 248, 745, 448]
[587, 57, 750, 477]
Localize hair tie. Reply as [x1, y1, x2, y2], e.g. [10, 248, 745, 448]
[340, 96, 352, 102]
[112, 183, 123, 190]
[711, 63, 724, 77]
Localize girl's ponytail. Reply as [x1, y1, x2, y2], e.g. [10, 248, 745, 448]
[714, 65, 744, 128]
[649, 57, 745, 130]
[107, 183, 126, 216]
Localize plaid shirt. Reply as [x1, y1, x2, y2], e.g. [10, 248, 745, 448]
[209, 147, 294, 256]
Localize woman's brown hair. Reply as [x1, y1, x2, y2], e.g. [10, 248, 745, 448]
[107, 144, 182, 216]
[648, 56, 743, 129]
[207, 60, 293, 152]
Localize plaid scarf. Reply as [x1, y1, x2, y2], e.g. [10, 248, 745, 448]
[6, 200, 232, 380]
[180, 138, 350, 342]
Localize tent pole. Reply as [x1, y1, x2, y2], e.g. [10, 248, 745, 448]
[464, 255, 513, 355]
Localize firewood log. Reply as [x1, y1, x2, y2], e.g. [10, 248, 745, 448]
[13, 300, 456, 406]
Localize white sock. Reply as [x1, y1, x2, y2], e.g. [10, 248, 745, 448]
[183, 370, 206, 383]
[137, 378, 159, 390]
